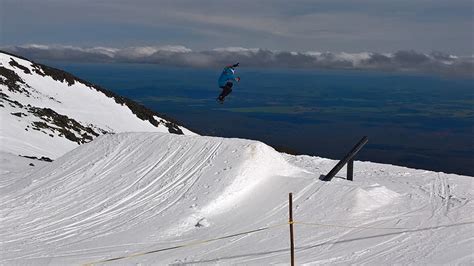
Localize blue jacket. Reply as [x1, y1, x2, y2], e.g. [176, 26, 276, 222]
[218, 66, 238, 88]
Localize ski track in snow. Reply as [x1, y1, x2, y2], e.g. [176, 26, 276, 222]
[1, 133, 473, 265]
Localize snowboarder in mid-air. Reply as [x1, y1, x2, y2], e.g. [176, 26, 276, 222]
[217, 63, 240, 103]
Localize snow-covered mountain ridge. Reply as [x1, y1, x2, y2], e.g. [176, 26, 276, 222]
[0, 51, 193, 160]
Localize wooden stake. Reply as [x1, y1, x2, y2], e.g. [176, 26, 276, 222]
[289, 193, 295, 266]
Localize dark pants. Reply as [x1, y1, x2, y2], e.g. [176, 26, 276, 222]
[218, 82, 233, 101]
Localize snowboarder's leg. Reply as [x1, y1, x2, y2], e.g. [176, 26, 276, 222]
[218, 82, 233, 102]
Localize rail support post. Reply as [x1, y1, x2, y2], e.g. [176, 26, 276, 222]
[320, 136, 368, 182]
[347, 159, 354, 181]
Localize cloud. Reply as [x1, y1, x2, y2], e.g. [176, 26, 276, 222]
[2, 44, 473, 77]
[4, 45, 118, 63]
[2, 0, 473, 54]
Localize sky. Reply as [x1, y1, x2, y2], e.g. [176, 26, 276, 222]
[1, 0, 473, 54]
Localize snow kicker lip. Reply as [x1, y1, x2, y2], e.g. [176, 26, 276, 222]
[200, 141, 303, 216]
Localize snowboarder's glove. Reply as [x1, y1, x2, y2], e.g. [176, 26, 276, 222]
[232, 63, 239, 67]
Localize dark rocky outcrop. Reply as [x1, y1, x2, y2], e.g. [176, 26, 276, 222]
[9, 58, 31, 74]
[11, 112, 26, 117]
[20, 155, 53, 162]
[29, 107, 102, 144]
[0, 66, 29, 94]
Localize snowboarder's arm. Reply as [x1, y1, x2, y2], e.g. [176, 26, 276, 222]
[225, 63, 239, 69]
[229, 75, 240, 82]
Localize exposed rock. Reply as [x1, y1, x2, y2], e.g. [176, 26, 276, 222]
[29, 107, 102, 144]
[0, 66, 28, 93]
[11, 112, 26, 117]
[20, 155, 53, 162]
[9, 58, 31, 74]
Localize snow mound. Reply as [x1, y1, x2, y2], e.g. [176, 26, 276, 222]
[201, 141, 301, 216]
[353, 184, 401, 214]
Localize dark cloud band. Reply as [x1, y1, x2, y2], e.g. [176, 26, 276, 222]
[3, 45, 473, 77]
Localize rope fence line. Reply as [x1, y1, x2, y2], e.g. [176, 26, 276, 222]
[83, 222, 288, 266]
[293, 221, 409, 230]
[83, 220, 413, 265]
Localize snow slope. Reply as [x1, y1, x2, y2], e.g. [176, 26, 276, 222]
[1, 132, 472, 265]
[0, 51, 194, 160]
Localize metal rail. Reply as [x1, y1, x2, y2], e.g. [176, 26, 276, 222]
[320, 136, 368, 181]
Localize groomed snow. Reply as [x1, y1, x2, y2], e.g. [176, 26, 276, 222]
[1, 132, 472, 265]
